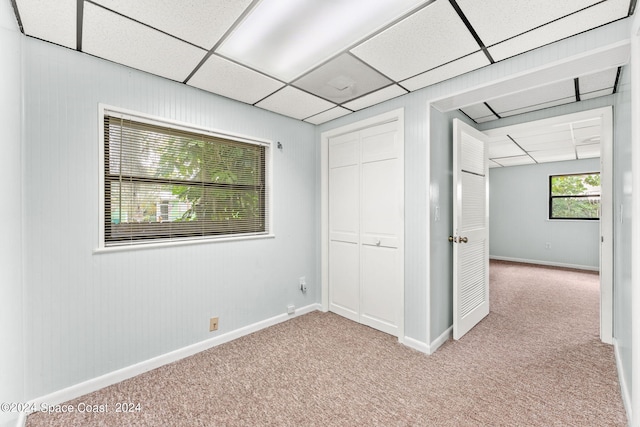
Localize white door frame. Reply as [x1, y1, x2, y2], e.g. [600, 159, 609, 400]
[482, 107, 614, 344]
[426, 41, 628, 350]
[321, 108, 405, 343]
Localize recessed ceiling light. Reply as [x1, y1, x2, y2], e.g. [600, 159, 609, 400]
[216, 0, 429, 82]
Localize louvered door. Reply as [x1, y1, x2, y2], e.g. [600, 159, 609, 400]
[452, 119, 490, 340]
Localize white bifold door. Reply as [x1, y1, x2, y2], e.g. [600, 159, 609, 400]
[452, 119, 490, 340]
[328, 120, 403, 337]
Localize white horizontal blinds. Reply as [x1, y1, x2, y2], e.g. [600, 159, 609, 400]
[104, 114, 268, 246]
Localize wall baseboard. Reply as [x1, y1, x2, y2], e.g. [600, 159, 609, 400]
[430, 326, 453, 354]
[490, 255, 599, 272]
[403, 336, 430, 354]
[17, 303, 322, 427]
[613, 339, 632, 425]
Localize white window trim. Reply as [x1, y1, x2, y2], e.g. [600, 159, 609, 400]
[96, 104, 274, 253]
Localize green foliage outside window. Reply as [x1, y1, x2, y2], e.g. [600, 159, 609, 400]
[549, 173, 600, 220]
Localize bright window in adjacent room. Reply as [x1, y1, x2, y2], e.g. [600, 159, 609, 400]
[100, 107, 271, 248]
[548, 172, 600, 220]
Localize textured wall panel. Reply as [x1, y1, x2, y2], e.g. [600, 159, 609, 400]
[22, 38, 317, 399]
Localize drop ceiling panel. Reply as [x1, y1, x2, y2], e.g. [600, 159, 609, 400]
[187, 55, 284, 105]
[401, 51, 490, 91]
[488, 80, 575, 116]
[510, 129, 573, 144]
[529, 149, 576, 163]
[293, 54, 392, 104]
[255, 86, 335, 120]
[488, 140, 526, 158]
[572, 126, 601, 145]
[460, 103, 498, 123]
[342, 85, 407, 111]
[456, 0, 601, 46]
[579, 68, 618, 93]
[581, 88, 615, 100]
[500, 96, 577, 118]
[91, 0, 252, 49]
[351, 0, 481, 81]
[17, 0, 76, 49]
[491, 155, 535, 167]
[304, 107, 352, 125]
[83, 3, 207, 82]
[576, 144, 601, 158]
[488, 0, 630, 62]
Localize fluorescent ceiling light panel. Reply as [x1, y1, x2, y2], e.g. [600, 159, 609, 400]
[217, 0, 428, 82]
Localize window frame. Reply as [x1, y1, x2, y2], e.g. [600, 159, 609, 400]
[97, 104, 273, 252]
[548, 172, 600, 221]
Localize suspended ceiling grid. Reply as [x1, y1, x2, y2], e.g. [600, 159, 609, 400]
[12, 0, 636, 125]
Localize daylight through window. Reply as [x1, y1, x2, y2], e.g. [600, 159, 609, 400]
[549, 173, 600, 220]
[102, 110, 270, 247]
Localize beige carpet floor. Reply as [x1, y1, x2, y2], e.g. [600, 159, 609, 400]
[27, 261, 626, 426]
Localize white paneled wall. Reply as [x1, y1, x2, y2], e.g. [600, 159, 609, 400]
[0, 2, 24, 426]
[22, 38, 317, 399]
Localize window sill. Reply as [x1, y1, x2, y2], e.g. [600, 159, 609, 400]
[93, 233, 275, 254]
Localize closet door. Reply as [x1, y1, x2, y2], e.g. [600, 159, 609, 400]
[328, 121, 403, 337]
[328, 131, 360, 322]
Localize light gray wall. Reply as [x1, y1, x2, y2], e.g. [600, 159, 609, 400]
[318, 18, 631, 347]
[0, 1, 24, 426]
[612, 63, 632, 401]
[489, 158, 601, 269]
[22, 38, 318, 399]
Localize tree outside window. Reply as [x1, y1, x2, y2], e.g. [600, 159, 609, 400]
[549, 173, 600, 220]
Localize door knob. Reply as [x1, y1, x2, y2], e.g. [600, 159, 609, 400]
[460, 237, 468, 243]
[448, 236, 456, 243]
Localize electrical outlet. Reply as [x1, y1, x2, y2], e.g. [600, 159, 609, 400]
[299, 276, 307, 293]
[287, 304, 295, 315]
[209, 317, 219, 331]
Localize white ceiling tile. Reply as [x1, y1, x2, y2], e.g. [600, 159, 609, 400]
[489, 0, 629, 62]
[499, 96, 576, 118]
[293, 54, 392, 104]
[474, 115, 500, 124]
[304, 107, 352, 125]
[576, 143, 601, 158]
[488, 140, 525, 158]
[255, 86, 335, 120]
[456, 0, 600, 46]
[488, 80, 575, 115]
[529, 149, 577, 163]
[91, 0, 252, 49]
[511, 130, 572, 145]
[342, 85, 407, 111]
[351, 0, 480, 81]
[460, 103, 493, 121]
[83, 3, 207, 82]
[579, 68, 618, 94]
[18, 0, 76, 49]
[401, 51, 490, 91]
[581, 88, 614, 101]
[572, 126, 601, 145]
[188, 55, 284, 105]
[491, 155, 536, 167]
[489, 159, 502, 168]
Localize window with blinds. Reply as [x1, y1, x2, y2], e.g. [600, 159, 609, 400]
[102, 108, 270, 247]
